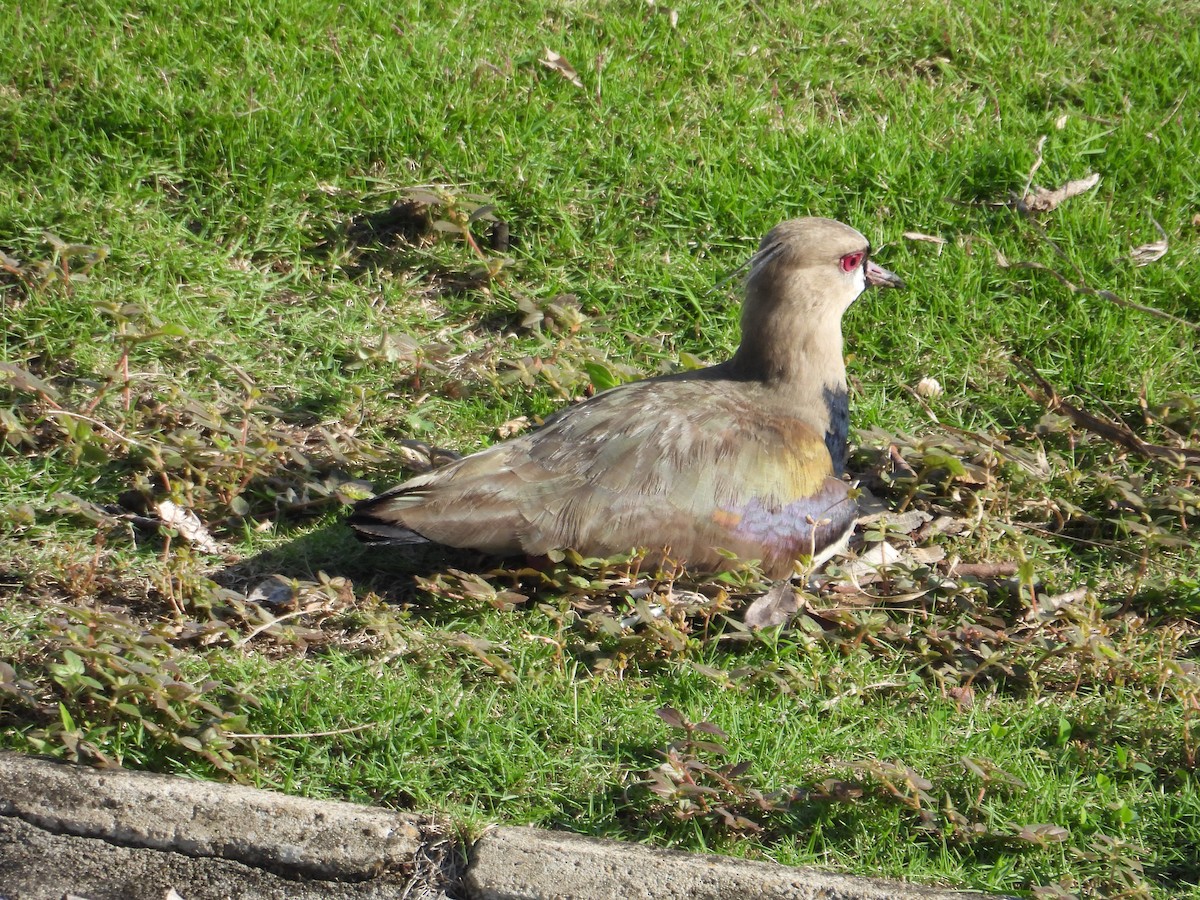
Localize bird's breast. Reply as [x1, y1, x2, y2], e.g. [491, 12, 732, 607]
[702, 413, 847, 548]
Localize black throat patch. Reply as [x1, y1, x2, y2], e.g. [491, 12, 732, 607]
[822, 384, 849, 475]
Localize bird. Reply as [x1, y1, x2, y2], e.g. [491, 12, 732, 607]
[349, 217, 903, 579]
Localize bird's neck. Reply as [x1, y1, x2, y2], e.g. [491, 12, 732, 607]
[728, 313, 846, 392]
[726, 311, 850, 474]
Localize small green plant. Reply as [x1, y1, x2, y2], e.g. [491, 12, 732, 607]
[638, 706, 782, 833]
[1, 604, 261, 776]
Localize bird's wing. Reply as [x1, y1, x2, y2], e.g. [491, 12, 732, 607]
[351, 379, 855, 575]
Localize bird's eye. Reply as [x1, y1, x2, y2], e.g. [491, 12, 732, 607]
[840, 252, 865, 273]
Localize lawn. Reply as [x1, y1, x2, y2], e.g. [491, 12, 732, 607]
[2, 0, 1199, 896]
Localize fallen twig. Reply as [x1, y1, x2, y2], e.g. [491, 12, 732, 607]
[1000, 259, 1197, 330]
[943, 561, 1020, 579]
[1012, 355, 1200, 464]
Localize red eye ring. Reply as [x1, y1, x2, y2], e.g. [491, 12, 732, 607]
[841, 252, 865, 273]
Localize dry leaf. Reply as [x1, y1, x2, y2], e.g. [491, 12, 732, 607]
[1130, 218, 1168, 266]
[928, 515, 971, 537]
[0, 362, 61, 400]
[155, 500, 224, 554]
[247, 575, 299, 608]
[902, 231, 947, 251]
[1016, 824, 1070, 845]
[854, 485, 888, 517]
[857, 508, 933, 535]
[395, 443, 432, 471]
[909, 546, 947, 565]
[392, 439, 461, 474]
[1037, 587, 1088, 615]
[949, 685, 974, 710]
[835, 541, 906, 583]
[497, 416, 529, 438]
[1023, 172, 1100, 212]
[540, 49, 583, 88]
[743, 581, 803, 630]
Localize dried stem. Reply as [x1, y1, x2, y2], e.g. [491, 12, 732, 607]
[1011, 355, 1200, 465]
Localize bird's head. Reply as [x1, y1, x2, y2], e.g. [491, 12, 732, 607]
[729, 217, 903, 387]
[745, 217, 903, 321]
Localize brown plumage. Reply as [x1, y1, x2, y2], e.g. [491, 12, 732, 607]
[349, 217, 903, 578]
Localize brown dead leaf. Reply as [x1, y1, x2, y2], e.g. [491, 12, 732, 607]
[391, 439, 461, 474]
[834, 541, 904, 583]
[247, 575, 299, 609]
[902, 231, 947, 253]
[497, 416, 530, 439]
[540, 49, 583, 88]
[948, 684, 974, 711]
[1016, 823, 1070, 845]
[909, 546, 947, 566]
[857, 508, 933, 536]
[743, 581, 803, 630]
[923, 515, 971, 539]
[1130, 217, 1168, 266]
[0, 361, 61, 401]
[1023, 173, 1100, 212]
[1037, 587, 1088, 615]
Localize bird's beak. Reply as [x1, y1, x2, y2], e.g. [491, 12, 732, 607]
[866, 259, 904, 289]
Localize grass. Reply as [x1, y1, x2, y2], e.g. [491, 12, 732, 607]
[2, 0, 1200, 896]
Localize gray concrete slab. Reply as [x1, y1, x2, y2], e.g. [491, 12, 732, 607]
[0, 751, 424, 880]
[0, 815, 437, 900]
[464, 827, 1009, 900]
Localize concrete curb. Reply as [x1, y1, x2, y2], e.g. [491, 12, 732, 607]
[466, 827, 997, 900]
[0, 752, 423, 881]
[0, 751, 1013, 900]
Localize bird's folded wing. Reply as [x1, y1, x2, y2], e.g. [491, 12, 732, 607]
[353, 380, 856, 575]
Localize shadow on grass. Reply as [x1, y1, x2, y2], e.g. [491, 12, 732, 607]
[214, 518, 515, 614]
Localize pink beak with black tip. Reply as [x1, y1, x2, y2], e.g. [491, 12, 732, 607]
[866, 258, 905, 290]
